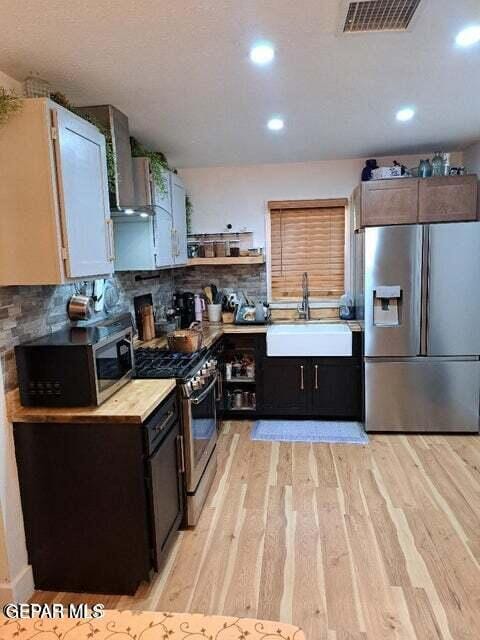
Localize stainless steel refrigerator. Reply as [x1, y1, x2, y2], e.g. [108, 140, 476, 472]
[355, 222, 480, 433]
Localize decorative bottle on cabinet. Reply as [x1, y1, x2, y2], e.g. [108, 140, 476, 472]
[431, 152, 443, 177]
[419, 159, 432, 178]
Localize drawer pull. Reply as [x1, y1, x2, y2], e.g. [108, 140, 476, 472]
[152, 409, 174, 433]
[300, 365, 304, 391]
[314, 365, 319, 390]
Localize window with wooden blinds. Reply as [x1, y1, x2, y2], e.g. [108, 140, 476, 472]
[269, 204, 346, 301]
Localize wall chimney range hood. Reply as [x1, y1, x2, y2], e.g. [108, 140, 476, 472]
[75, 104, 154, 218]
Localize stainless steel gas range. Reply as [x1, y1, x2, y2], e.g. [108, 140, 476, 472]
[134, 345, 220, 526]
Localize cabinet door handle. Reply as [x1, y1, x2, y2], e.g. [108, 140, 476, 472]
[216, 371, 223, 402]
[175, 229, 180, 256]
[106, 219, 115, 261]
[300, 365, 304, 391]
[314, 365, 319, 390]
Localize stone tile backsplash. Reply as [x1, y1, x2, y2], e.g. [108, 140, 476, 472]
[0, 270, 175, 392]
[173, 264, 267, 300]
[0, 264, 266, 392]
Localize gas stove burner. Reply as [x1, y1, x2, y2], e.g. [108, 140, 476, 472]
[134, 347, 206, 380]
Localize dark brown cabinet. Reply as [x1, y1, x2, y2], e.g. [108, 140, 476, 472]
[258, 352, 362, 420]
[418, 175, 478, 222]
[146, 398, 184, 573]
[260, 357, 307, 415]
[357, 175, 478, 228]
[361, 178, 419, 227]
[311, 361, 362, 418]
[14, 390, 184, 595]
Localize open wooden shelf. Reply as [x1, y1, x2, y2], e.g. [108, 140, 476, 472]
[187, 256, 265, 266]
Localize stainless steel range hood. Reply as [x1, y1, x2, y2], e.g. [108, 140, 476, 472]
[75, 104, 153, 218]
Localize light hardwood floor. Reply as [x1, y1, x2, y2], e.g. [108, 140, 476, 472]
[32, 422, 480, 639]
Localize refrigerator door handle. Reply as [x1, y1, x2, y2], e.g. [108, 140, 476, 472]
[420, 225, 430, 356]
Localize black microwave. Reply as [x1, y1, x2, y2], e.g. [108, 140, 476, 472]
[15, 315, 134, 407]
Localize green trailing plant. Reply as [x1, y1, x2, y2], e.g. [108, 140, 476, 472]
[185, 195, 193, 234]
[50, 91, 116, 191]
[130, 136, 171, 197]
[0, 87, 22, 125]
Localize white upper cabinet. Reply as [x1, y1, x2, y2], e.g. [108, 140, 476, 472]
[171, 173, 188, 266]
[53, 107, 113, 278]
[153, 167, 173, 214]
[0, 98, 113, 285]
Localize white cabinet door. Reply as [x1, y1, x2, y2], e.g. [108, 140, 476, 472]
[154, 209, 174, 268]
[53, 107, 113, 278]
[153, 168, 172, 213]
[172, 174, 188, 265]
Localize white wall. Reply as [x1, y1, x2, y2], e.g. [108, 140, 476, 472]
[180, 152, 464, 247]
[464, 141, 480, 174]
[0, 68, 33, 603]
[0, 360, 33, 603]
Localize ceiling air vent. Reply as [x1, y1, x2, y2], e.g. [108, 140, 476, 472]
[343, 0, 422, 33]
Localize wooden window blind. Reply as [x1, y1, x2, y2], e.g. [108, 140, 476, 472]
[269, 205, 345, 300]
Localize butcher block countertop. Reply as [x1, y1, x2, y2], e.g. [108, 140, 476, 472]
[7, 379, 177, 425]
[137, 320, 360, 350]
[137, 323, 267, 350]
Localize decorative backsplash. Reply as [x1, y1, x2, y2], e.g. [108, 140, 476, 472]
[0, 264, 267, 392]
[173, 264, 267, 300]
[0, 270, 175, 392]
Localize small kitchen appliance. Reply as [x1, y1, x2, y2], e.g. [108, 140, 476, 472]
[15, 314, 134, 407]
[174, 292, 196, 329]
[234, 302, 270, 325]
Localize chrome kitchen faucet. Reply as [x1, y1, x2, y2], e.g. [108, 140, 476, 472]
[298, 272, 311, 320]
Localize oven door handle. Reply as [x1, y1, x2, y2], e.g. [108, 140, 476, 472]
[190, 375, 217, 405]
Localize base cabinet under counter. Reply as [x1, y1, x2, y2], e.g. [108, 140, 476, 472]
[256, 333, 363, 419]
[13, 389, 184, 595]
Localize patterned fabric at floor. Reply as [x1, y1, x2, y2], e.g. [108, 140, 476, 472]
[0, 610, 306, 640]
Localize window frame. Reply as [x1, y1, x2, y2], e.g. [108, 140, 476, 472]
[265, 198, 352, 307]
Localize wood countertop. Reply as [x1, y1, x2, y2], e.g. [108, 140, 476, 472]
[137, 320, 360, 350]
[7, 379, 177, 425]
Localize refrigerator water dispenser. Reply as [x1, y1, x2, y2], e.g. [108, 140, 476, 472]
[373, 286, 401, 326]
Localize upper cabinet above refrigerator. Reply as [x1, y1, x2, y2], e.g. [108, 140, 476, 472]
[0, 98, 114, 285]
[418, 175, 478, 223]
[354, 175, 478, 229]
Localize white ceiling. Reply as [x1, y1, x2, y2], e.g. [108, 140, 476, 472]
[1, 0, 479, 168]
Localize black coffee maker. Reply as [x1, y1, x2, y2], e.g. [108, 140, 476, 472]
[174, 292, 196, 328]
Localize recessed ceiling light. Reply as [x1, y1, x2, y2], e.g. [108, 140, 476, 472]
[139, 212, 149, 218]
[124, 208, 134, 214]
[396, 107, 415, 122]
[456, 25, 480, 47]
[250, 42, 275, 66]
[267, 117, 284, 131]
